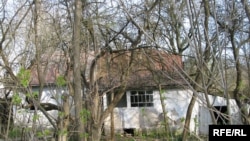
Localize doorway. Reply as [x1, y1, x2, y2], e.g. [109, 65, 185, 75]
[213, 106, 228, 125]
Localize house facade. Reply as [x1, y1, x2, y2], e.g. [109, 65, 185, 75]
[13, 85, 242, 136]
[11, 49, 242, 137]
[103, 88, 242, 135]
[13, 86, 64, 129]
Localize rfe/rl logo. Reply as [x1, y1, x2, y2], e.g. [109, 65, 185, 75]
[209, 125, 250, 141]
[213, 129, 247, 136]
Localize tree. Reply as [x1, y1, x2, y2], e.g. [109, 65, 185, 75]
[72, 0, 85, 140]
[0, 0, 249, 140]
[0, 0, 31, 139]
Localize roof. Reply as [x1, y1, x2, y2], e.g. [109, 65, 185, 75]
[97, 49, 184, 89]
[29, 50, 67, 86]
[29, 48, 185, 89]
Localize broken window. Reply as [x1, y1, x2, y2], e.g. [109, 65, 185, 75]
[130, 90, 154, 107]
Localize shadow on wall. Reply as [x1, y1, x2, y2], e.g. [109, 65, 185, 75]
[157, 112, 184, 133]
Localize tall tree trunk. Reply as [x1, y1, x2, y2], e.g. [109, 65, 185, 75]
[89, 91, 103, 141]
[230, 31, 249, 124]
[110, 92, 115, 141]
[182, 1, 219, 140]
[73, 0, 85, 140]
[201, 0, 217, 126]
[158, 85, 170, 139]
[57, 93, 70, 141]
[32, 0, 41, 140]
[182, 73, 216, 140]
[0, 98, 13, 140]
[239, 1, 250, 124]
[241, 0, 250, 22]
[91, 123, 102, 141]
[182, 92, 197, 141]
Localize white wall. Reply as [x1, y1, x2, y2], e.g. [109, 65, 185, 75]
[12, 86, 242, 136]
[13, 108, 58, 128]
[13, 86, 74, 128]
[104, 89, 197, 133]
[197, 93, 242, 135]
[104, 89, 241, 135]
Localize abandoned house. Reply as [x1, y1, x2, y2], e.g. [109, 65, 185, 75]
[11, 48, 242, 136]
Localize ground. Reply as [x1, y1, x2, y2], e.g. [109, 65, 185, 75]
[100, 135, 207, 141]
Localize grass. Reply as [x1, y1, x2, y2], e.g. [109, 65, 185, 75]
[100, 130, 208, 141]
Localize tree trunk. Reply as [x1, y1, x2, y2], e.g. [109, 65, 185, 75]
[57, 93, 70, 141]
[31, 0, 41, 139]
[110, 92, 115, 141]
[0, 99, 13, 139]
[229, 29, 247, 124]
[241, 0, 250, 21]
[241, 2, 250, 101]
[182, 93, 197, 141]
[73, 0, 85, 140]
[88, 91, 103, 141]
[158, 85, 170, 139]
[91, 123, 102, 141]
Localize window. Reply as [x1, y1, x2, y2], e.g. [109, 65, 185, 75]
[130, 90, 154, 107]
[106, 92, 127, 107]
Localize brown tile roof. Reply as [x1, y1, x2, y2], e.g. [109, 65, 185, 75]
[29, 50, 66, 86]
[29, 48, 185, 89]
[97, 49, 184, 89]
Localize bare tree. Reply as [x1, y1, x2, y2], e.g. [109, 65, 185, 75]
[72, 0, 85, 140]
[0, 0, 32, 139]
[0, 0, 249, 140]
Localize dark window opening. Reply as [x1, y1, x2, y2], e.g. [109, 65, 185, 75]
[123, 128, 135, 136]
[213, 106, 228, 125]
[130, 90, 154, 107]
[106, 92, 127, 108]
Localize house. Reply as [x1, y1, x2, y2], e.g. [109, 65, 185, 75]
[103, 90, 241, 136]
[12, 48, 242, 136]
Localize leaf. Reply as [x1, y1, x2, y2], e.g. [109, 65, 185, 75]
[12, 93, 22, 105]
[17, 67, 31, 87]
[56, 75, 66, 87]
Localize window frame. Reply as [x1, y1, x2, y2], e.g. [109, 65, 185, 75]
[130, 90, 154, 107]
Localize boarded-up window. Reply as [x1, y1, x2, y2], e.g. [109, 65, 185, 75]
[130, 90, 153, 107]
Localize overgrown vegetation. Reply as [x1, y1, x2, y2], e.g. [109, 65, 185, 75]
[0, 0, 249, 141]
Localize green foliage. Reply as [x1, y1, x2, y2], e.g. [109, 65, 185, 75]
[80, 108, 90, 123]
[24, 127, 32, 132]
[44, 129, 51, 136]
[26, 92, 38, 99]
[80, 133, 89, 139]
[238, 80, 245, 91]
[240, 95, 247, 101]
[37, 129, 52, 138]
[193, 116, 197, 124]
[141, 107, 145, 114]
[180, 117, 185, 123]
[58, 111, 65, 117]
[159, 89, 167, 100]
[160, 89, 166, 95]
[33, 91, 39, 99]
[8, 128, 22, 138]
[10, 127, 53, 140]
[56, 75, 66, 87]
[12, 93, 22, 105]
[17, 67, 31, 87]
[59, 129, 68, 136]
[33, 114, 40, 122]
[37, 131, 43, 138]
[26, 93, 31, 98]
